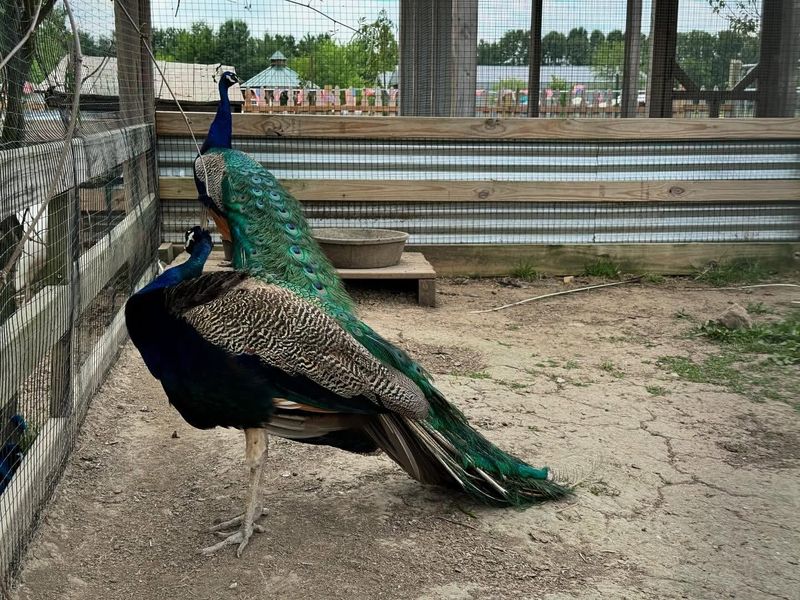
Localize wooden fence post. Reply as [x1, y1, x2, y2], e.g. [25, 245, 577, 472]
[46, 191, 75, 418]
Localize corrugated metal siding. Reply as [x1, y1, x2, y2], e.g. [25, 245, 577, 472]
[158, 136, 800, 244]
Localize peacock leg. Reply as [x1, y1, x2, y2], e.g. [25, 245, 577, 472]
[201, 428, 268, 557]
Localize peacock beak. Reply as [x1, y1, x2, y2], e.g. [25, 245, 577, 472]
[210, 211, 232, 243]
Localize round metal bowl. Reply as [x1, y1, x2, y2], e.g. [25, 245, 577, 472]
[312, 228, 409, 269]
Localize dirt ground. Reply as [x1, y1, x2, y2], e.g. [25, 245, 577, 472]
[9, 275, 800, 600]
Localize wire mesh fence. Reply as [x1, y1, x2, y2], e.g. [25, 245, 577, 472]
[0, 0, 798, 589]
[0, 0, 158, 586]
[144, 0, 796, 118]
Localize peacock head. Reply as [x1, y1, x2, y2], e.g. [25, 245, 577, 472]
[184, 226, 213, 255]
[218, 71, 240, 90]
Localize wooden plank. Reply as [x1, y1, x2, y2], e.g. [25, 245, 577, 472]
[156, 111, 800, 141]
[78, 193, 156, 313]
[451, 0, 478, 117]
[417, 279, 436, 307]
[158, 177, 800, 204]
[0, 124, 153, 219]
[0, 193, 156, 406]
[336, 252, 436, 280]
[0, 417, 68, 582]
[410, 242, 800, 276]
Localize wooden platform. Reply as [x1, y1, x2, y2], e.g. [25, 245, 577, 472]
[337, 252, 437, 307]
[169, 249, 437, 306]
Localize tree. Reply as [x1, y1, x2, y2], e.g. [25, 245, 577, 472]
[707, 0, 760, 36]
[477, 39, 501, 65]
[541, 31, 566, 65]
[565, 27, 590, 65]
[590, 30, 605, 54]
[677, 30, 718, 88]
[290, 37, 363, 87]
[217, 20, 252, 77]
[351, 10, 398, 86]
[606, 29, 624, 44]
[591, 39, 624, 86]
[495, 29, 528, 65]
[174, 22, 216, 65]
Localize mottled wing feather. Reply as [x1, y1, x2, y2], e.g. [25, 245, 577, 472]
[177, 279, 429, 419]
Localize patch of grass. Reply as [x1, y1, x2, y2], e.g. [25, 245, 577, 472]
[645, 384, 669, 397]
[599, 360, 625, 379]
[746, 302, 774, 316]
[510, 261, 541, 281]
[694, 258, 772, 286]
[583, 258, 621, 278]
[642, 273, 666, 284]
[673, 309, 693, 320]
[463, 371, 491, 380]
[506, 324, 521, 331]
[697, 312, 799, 366]
[564, 360, 580, 370]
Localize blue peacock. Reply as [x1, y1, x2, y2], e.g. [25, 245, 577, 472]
[126, 72, 569, 557]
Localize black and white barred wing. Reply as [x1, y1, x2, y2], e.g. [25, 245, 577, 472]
[170, 276, 429, 419]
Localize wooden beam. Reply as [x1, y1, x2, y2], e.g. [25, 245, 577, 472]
[0, 124, 153, 219]
[527, 0, 543, 118]
[158, 177, 800, 204]
[647, 0, 679, 117]
[433, 1, 453, 116]
[155, 111, 800, 141]
[0, 193, 156, 406]
[399, 0, 418, 116]
[621, 0, 643, 118]
[756, 0, 800, 117]
[451, 0, 478, 117]
[410, 243, 800, 276]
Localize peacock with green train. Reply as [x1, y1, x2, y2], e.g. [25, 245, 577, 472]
[126, 71, 569, 557]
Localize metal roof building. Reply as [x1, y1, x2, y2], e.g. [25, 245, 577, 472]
[37, 57, 244, 112]
[243, 51, 314, 89]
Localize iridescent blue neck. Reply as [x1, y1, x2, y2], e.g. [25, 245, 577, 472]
[139, 241, 212, 294]
[201, 80, 233, 153]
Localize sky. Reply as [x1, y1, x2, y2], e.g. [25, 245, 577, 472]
[77, 0, 732, 41]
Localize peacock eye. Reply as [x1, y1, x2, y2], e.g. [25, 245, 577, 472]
[251, 176, 262, 184]
[313, 281, 324, 290]
[304, 264, 314, 273]
[290, 245, 301, 255]
[255, 198, 264, 210]
[268, 191, 281, 201]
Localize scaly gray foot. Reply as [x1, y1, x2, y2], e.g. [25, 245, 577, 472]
[209, 507, 268, 533]
[200, 523, 266, 557]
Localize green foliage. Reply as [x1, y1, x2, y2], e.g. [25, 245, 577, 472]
[566, 27, 590, 66]
[746, 302, 773, 316]
[541, 31, 567, 65]
[642, 273, 666, 284]
[351, 10, 398, 86]
[591, 39, 624, 84]
[697, 313, 800, 365]
[694, 258, 772, 286]
[708, 0, 760, 36]
[646, 385, 669, 396]
[492, 78, 527, 92]
[290, 38, 365, 87]
[658, 312, 800, 406]
[583, 259, 620, 278]
[510, 261, 541, 281]
[30, 7, 71, 82]
[599, 360, 625, 378]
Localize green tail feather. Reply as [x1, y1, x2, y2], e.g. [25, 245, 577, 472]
[213, 148, 569, 505]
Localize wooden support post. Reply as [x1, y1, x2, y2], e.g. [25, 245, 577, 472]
[756, 0, 799, 117]
[0, 216, 19, 324]
[527, 0, 543, 117]
[647, 0, 679, 117]
[45, 191, 75, 418]
[622, 0, 643, 117]
[450, 0, 478, 116]
[400, 0, 420, 115]
[418, 279, 436, 307]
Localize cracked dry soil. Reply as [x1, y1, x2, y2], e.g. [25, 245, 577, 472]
[10, 278, 800, 600]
